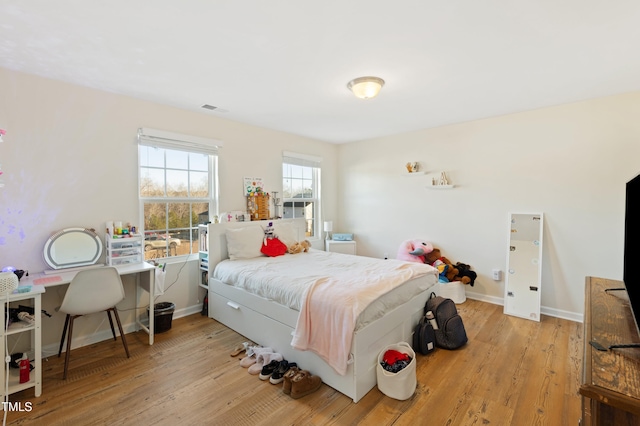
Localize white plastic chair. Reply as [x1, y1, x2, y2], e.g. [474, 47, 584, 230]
[57, 267, 130, 379]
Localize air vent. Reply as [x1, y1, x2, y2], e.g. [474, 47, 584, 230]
[201, 104, 218, 110]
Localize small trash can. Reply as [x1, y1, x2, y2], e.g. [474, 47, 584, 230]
[148, 302, 175, 333]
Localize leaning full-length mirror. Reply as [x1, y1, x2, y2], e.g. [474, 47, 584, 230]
[504, 213, 544, 321]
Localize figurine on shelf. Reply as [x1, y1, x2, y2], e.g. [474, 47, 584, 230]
[430, 172, 452, 188]
[405, 162, 419, 173]
[439, 172, 449, 185]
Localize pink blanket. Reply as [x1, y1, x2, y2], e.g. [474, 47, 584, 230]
[291, 258, 437, 375]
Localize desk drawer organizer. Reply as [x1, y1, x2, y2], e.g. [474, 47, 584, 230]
[105, 234, 143, 266]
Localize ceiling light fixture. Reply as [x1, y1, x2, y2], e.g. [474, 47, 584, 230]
[347, 76, 385, 99]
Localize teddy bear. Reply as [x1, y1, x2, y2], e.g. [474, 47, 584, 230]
[288, 240, 311, 254]
[396, 239, 434, 263]
[424, 248, 476, 286]
[424, 248, 460, 282]
[288, 242, 304, 254]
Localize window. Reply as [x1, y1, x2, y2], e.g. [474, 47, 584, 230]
[282, 151, 321, 238]
[138, 128, 221, 260]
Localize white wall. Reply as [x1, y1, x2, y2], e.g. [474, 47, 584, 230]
[2, 65, 638, 351]
[338, 92, 640, 321]
[0, 68, 338, 349]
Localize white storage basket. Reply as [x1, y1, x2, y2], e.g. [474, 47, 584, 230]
[376, 341, 417, 400]
[436, 280, 466, 304]
[0, 272, 19, 295]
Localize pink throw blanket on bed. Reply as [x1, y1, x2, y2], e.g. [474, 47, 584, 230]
[291, 259, 436, 375]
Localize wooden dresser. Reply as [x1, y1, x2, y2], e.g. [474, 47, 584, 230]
[581, 276, 640, 425]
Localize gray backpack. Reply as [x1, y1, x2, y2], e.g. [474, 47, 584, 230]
[413, 314, 436, 355]
[425, 292, 468, 349]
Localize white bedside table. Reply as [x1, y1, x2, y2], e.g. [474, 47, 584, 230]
[325, 240, 357, 255]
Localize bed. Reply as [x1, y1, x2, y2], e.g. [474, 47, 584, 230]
[207, 219, 438, 402]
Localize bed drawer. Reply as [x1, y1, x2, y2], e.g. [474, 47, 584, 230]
[208, 279, 299, 326]
[209, 290, 296, 347]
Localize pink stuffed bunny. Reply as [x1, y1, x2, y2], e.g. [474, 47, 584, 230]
[396, 239, 434, 263]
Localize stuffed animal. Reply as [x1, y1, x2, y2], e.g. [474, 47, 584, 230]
[396, 239, 434, 263]
[288, 240, 311, 254]
[424, 248, 457, 282]
[424, 248, 474, 284]
[455, 262, 477, 286]
[425, 248, 478, 287]
[433, 262, 452, 283]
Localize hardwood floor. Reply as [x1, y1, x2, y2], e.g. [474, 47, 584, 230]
[4, 299, 582, 425]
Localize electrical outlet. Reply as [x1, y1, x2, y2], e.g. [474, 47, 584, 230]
[492, 269, 502, 281]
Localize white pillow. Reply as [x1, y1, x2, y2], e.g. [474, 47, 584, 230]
[272, 222, 297, 248]
[225, 226, 265, 260]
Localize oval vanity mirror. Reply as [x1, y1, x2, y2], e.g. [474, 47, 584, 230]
[43, 227, 103, 270]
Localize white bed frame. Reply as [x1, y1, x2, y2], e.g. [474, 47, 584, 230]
[207, 219, 433, 402]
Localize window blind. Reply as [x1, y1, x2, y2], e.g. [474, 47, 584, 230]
[138, 128, 223, 155]
[282, 151, 322, 168]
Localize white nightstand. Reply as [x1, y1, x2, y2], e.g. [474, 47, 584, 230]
[325, 240, 357, 255]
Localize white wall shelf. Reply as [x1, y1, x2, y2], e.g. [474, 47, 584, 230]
[401, 171, 427, 176]
[426, 171, 454, 189]
[426, 184, 455, 189]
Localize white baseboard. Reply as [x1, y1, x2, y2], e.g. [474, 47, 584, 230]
[42, 304, 204, 358]
[540, 306, 583, 323]
[465, 291, 504, 307]
[465, 291, 583, 323]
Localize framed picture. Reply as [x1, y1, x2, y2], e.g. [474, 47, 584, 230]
[244, 177, 265, 196]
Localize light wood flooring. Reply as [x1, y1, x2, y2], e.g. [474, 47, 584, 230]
[5, 299, 583, 425]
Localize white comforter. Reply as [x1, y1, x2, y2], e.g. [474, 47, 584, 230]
[213, 249, 438, 374]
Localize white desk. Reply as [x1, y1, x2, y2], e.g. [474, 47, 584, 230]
[22, 262, 157, 345]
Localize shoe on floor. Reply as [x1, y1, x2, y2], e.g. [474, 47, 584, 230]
[249, 350, 282, 375]
[239, 354, 257, 368]
[270, 361, 296, 385]
[230, 341, 252, 357]
[256, 351, 283, 366]
[248, 361, 264, 375]
[259, 360, 282, 381]
[282, 366, 301, 395]
[290, 370, 322, 399]
[247, 345, 269, 358]
[239, 346, 271, 368]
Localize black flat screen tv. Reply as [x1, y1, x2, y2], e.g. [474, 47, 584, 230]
[624, 174, 640, 339]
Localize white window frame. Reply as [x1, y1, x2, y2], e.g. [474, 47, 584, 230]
[137, 128, 222, 260]
[282, 151, 322, 239]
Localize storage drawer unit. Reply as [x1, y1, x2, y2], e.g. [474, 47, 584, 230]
[105, 234, 143, 266]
